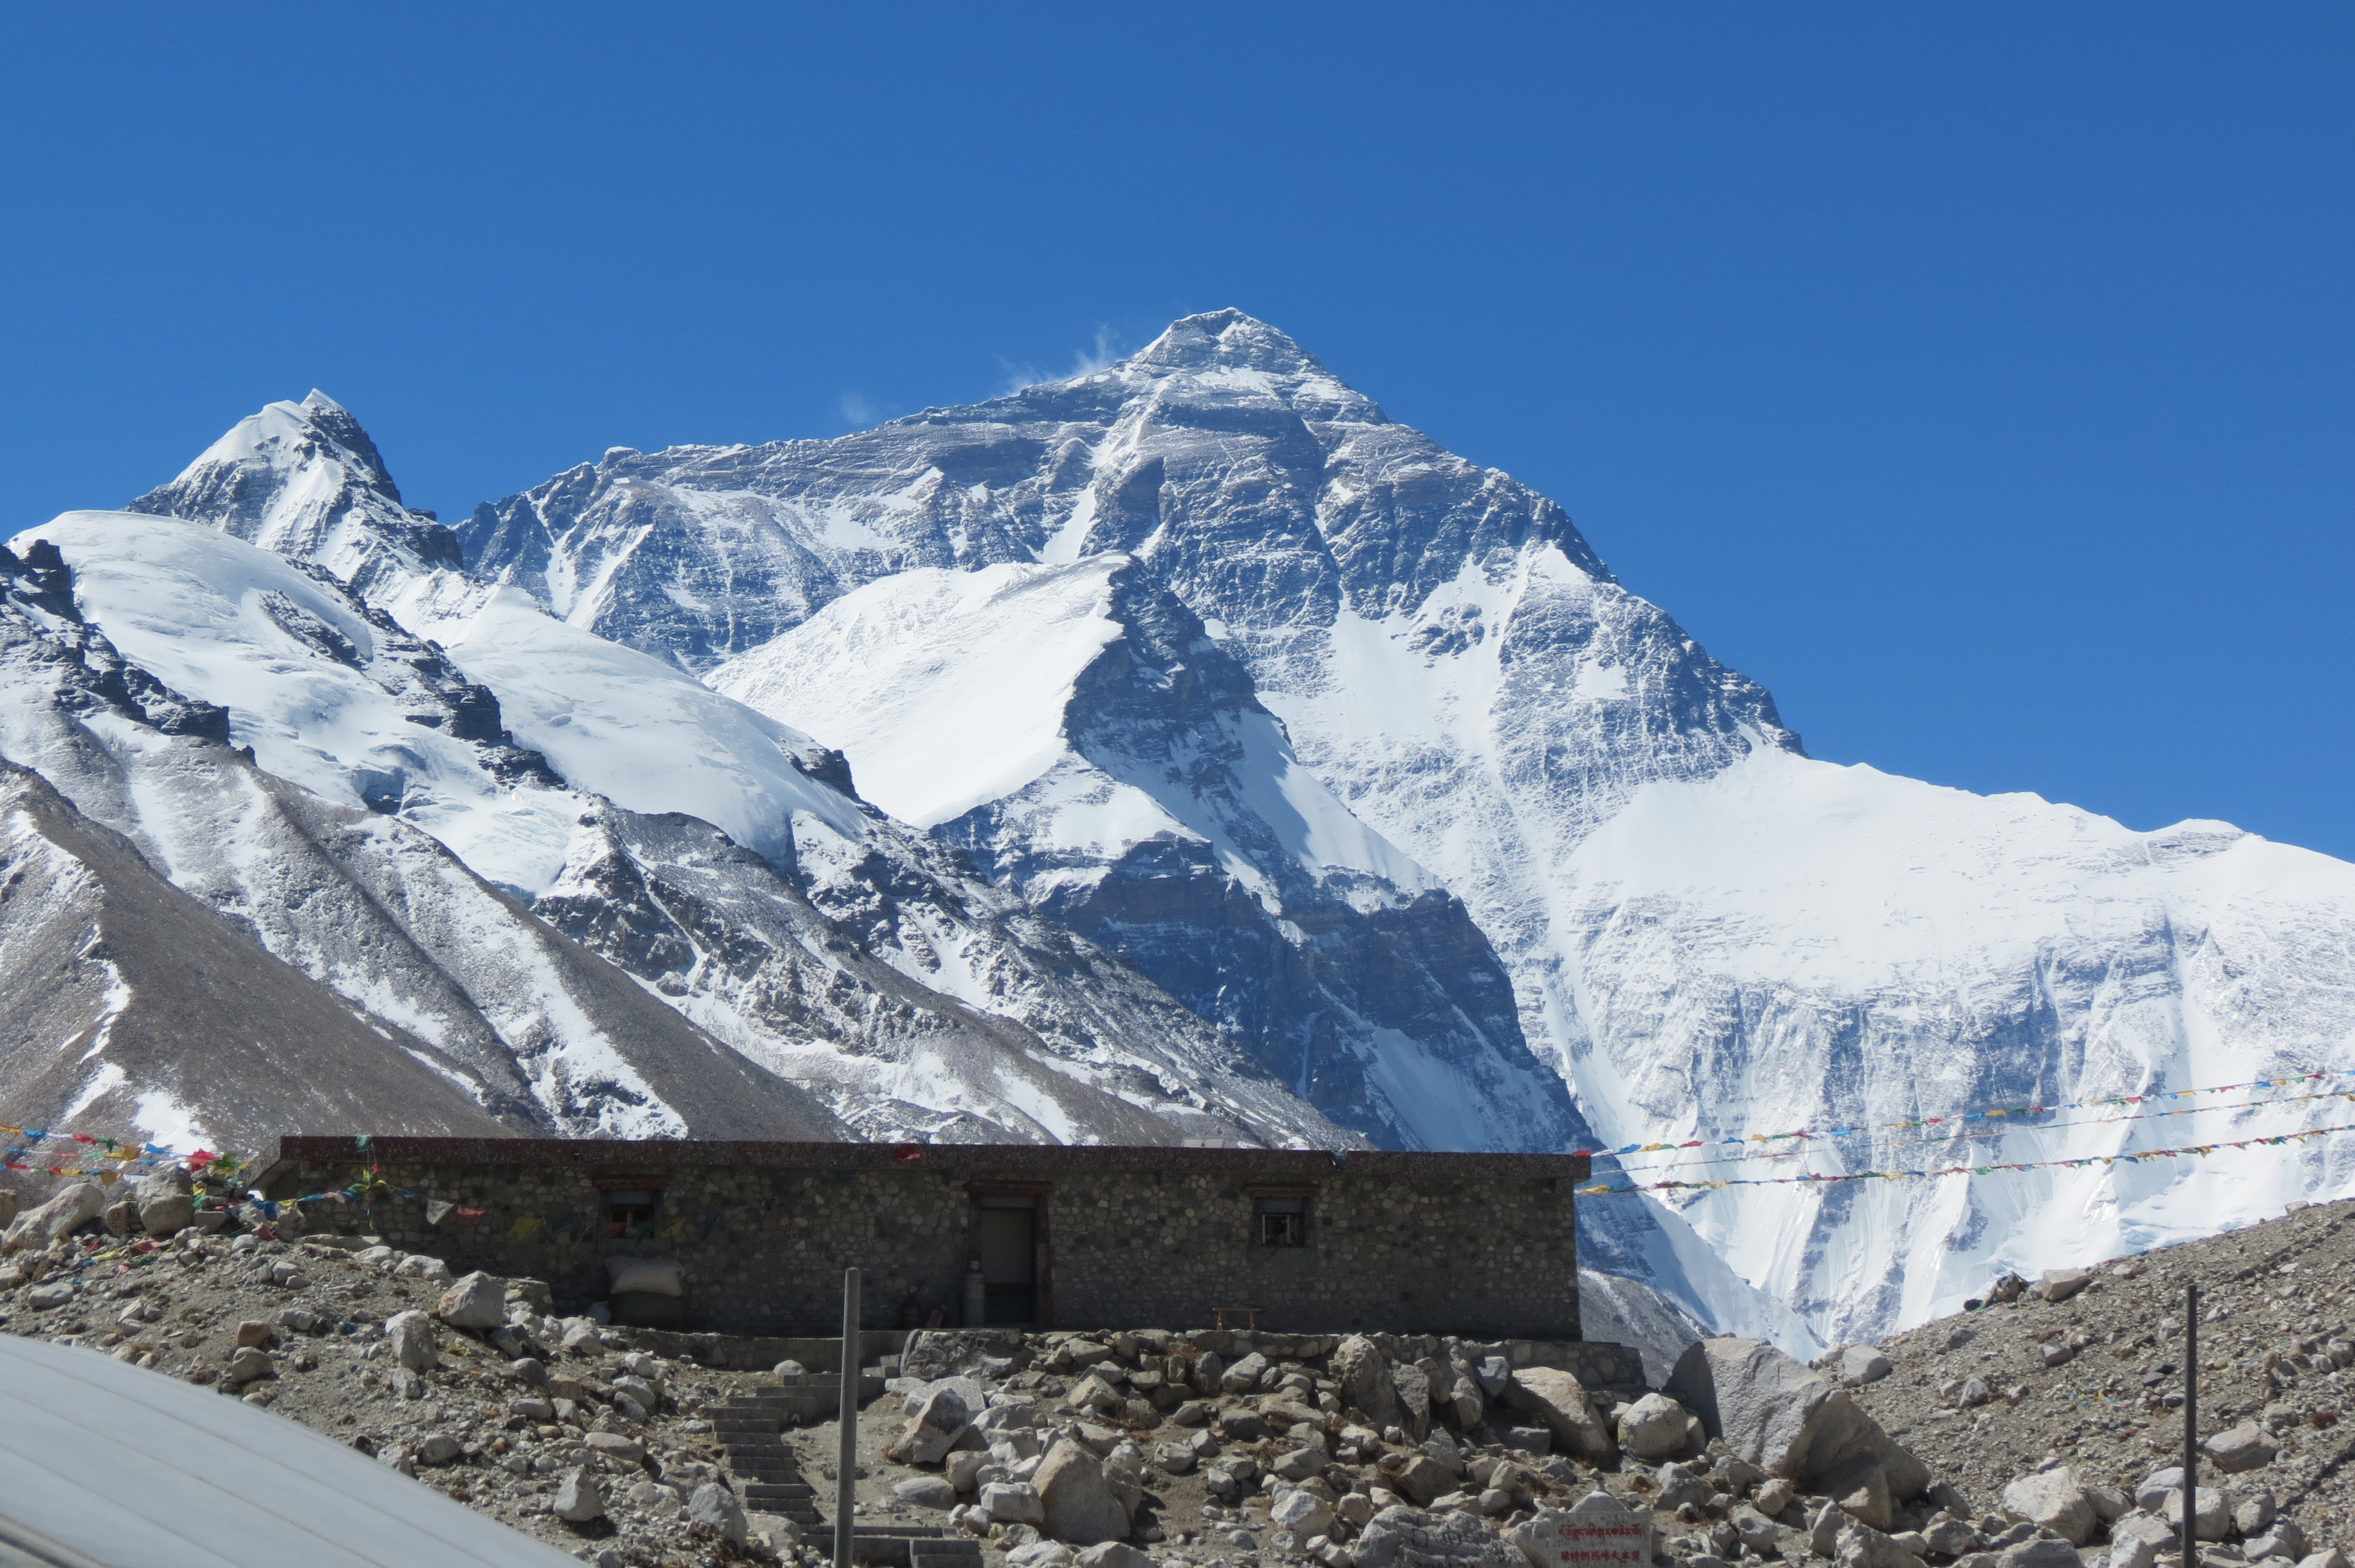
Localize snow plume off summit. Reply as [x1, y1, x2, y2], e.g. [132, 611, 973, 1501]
[5, 309, 2353, 1351]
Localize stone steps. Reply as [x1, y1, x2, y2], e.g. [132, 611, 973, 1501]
[713, 1389, 822, 1530]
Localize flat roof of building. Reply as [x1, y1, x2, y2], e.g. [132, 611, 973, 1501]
[270, 1136, 1592, 1182]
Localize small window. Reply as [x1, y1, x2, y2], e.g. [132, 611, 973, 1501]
[602, 1190, 659, 1240]
[1255, 1197, 1308, 1247]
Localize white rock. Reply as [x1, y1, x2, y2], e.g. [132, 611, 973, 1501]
[1035, 1437, 1129, 1545]
[1616, 1393, 1690, 1460]
[1, 1182, 104, 1251]
[2001, 1467, 2095, 1546]
[1074, 1544, 1153, 1568]
[434, 1270, 506, 1330]
[1840, 1346, 1895, 1387]
[983, 1481, 1046, 1524]
[896, 1476, 957, 1510]
[554, 1467, 606, 1523]
[383, 1310, 439, 1373]
[687, 1482, 748, 1545]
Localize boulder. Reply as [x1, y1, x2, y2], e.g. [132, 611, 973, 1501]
[2133, 1467, 2182, 1511]
[1074, 1544, 1153, 1568]
[1835, 1522, 1926, 1568]
[1333, 1336, 1401, 1430]
[1192, 1351, 1225, 1395]
[983, 1482, 1047, 1524]
[2107, 1511, 2175, 1568]
[1066, 1375, 1122, 1415]
[1035, 1437, 1130, 1545]
[2235, 1492, 2278, 1535]
[434, 1271, 507, 1331]
[1273, 1489, 1337, 1537]
[1729, 1505, 1783, 1556]
[1998, 1541, 2081, 1568]
[1360, 1504, 1525, 1568]
[384, 1310, 439, 1373]
[2203, 1421, 2280, 1473]
[887, 1384, 974, 1465]
[2, 1182, 105, 1251]
[1501, 1368, 1613, 1464]
[1383, 1454, 1457, 1507]
[584, 1433, 644, 1463]
[553, 1467, 606, 1523]
[1222, 1352, 1270, 1394]
[903, 1327, 1027, 1380]
[1840, 1346, 1895, 1387]
[1391, 1361, 1434, 1440]
[225, 1347, 275, 1386]
[1009, 1546, 1076, 1568]
[2247, 1524, 2308, 1563]
[2161, 1486, 2230, 1542]
[131, 1168, 193, 1237]
[1999, 1468, 2094, 1546]
[688, 1483, 748, 1545]
[895, 1476, 957, 1510]
[2037, 1268, 2094, 1304]
[1827, 1460, 1894, 1531]
[1617, 1393, 1690, 1460]
[1666, 1337, 1930, 1497]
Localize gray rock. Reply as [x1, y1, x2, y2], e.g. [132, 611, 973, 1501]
[1222, 1352, 1271, 1393]
[895, 1476, 957, 1509]
[2107, 1511, 2175, 1568]
[133, 1168, 194, 1237]
[2001, 1467, 2095, 1546]
[1840, 1346, 1895, 1387]
[1036, 1437, 1129, 1545]
[1502, 1368, 1613, 1464]
[888, 1384, 974, 1465]
[1728, 1506, 1782, 1556]
[2134, 1469, 2182, 1511]
[1392, 1361, 1434, 1440]
[1618, 1393, 1690, 1460]
[1074, 1544, 1153, 1568]
[1666, 1337, 1931, 1498]
[1007, 1545, 1075, 1568]
[984, 1481, 1047, 1524]
[1334, 1336, 1402, 1430]
[2247, 1524, 2307, 1563]
[225, 1346, 276, 1386]
[384, 1310, 439, 1373]
[2, 1182, 105, 1251]
[2162, 1486, 2230, 1542]
[1152, 1442, 1198, 1476]
[1359, 1504, 1526, 1568]
[1997, 1541, 2080, 1568]
[2294, 1552, 2349, 1568]
[584, 1432, 644, 1463]
[2203, 1423, 2280, 1474]
[417, 1433, 462, 1465]
[2234, 1493, 2278, 1536]
[554, 1467, 606, 1523]
[688, 1481, 748, 1545]
[902, 1327, 1027, 1380]
[25, 1279, 75, 1311]
[1836, 1522, 1926, 1568]
[434, 1270, 507, 1330]
[2038, 1268, 2094, 1304]
[1810, 1502, 1847, 1559]
[1829, 1459, 1895, 1531]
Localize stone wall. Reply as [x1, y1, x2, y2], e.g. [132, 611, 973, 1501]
[264, 1139, 1588, 1341]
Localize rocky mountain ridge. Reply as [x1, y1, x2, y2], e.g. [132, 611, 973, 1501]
[457, 309, 2355, 1347]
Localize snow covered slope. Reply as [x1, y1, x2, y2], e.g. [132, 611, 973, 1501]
[0, 534, 844, 1147]
[106, 407, 1360, 1152]
[713, 555, 1585, 1153]
[472, 308, 2355, 1344]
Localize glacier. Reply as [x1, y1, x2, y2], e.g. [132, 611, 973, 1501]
[458, 307, 2355, 1345]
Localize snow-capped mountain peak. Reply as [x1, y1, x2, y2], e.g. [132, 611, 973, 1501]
[131, 389, 465, 603]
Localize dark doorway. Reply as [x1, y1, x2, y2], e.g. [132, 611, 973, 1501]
[977, 1198, 1036, 1324]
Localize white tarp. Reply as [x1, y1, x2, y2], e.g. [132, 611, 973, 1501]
[0, 1335, 578, 1567]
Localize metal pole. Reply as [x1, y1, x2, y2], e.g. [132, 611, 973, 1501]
[837, 1266, 861, 1568]
[2181, 1280, 2198, 1567]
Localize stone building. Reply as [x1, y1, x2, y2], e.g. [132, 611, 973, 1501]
[258, 1138, 1591, 1342]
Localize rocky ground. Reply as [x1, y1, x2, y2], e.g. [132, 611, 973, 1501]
[2, 1178, 2351, 1568]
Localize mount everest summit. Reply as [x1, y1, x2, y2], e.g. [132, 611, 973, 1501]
[1, 311, 2349, 1351]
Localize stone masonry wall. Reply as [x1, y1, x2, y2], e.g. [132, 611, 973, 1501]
[265, 1139, 1586, 1341]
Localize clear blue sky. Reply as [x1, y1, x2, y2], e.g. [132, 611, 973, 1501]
[4, 6, 2349, 857]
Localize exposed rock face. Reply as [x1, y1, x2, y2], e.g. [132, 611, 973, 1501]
[1665, 1337, 1928, 1497]
[714, 555, 1587, 1152]
[464, 308, 2355, 1344]
[1034, 1437, 1129, 1546]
